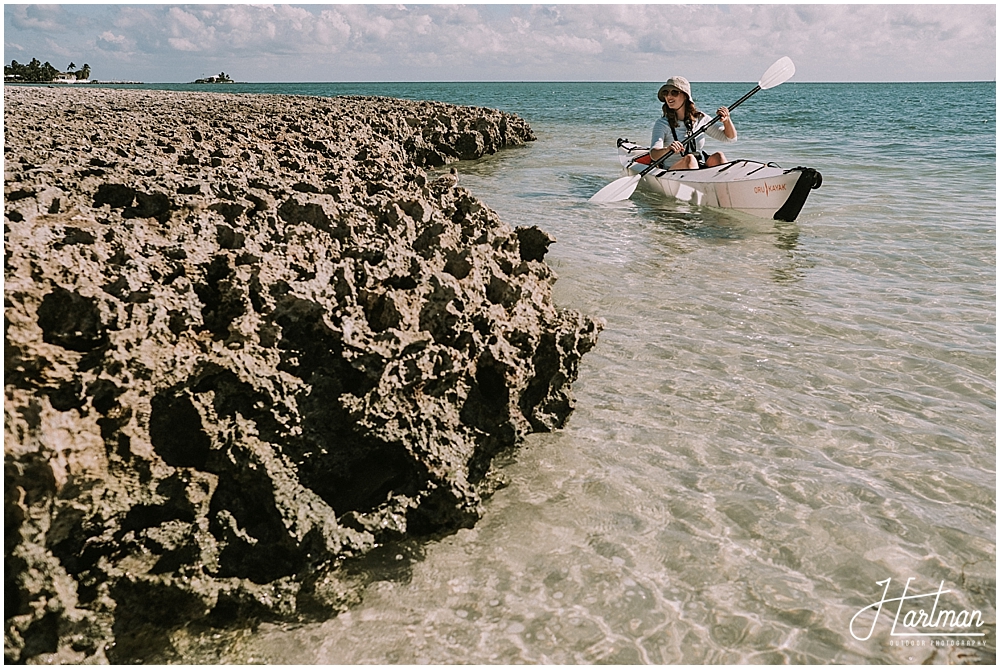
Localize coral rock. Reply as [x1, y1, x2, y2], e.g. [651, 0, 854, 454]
[4, 87, 600, 663]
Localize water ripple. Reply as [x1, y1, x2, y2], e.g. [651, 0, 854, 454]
[160, 81, 994, 665]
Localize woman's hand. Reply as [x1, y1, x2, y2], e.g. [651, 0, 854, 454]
[652, 140, 688, 160]
[717, 106, 736, 139]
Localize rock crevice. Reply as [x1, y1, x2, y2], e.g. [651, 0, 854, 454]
[4, 88, 601, 663]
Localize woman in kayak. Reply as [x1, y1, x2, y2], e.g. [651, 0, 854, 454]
[649, 76, 736, 170]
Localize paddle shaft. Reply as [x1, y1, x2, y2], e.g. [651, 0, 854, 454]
[638, 84, 762, 175]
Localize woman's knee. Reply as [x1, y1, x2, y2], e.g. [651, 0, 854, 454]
[705, 152, 727, 167]
[670, 154, 698, 170]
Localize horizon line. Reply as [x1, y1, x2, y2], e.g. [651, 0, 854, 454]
[9, 80, 996, 85]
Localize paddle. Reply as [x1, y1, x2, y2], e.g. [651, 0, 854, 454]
[589, 56, 796, 204]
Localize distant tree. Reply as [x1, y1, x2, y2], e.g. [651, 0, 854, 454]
[25, 59, 41, 81]
[68, 61, 76, 71]
[8, 58, 60, 82]
[5, 58, 89, 82]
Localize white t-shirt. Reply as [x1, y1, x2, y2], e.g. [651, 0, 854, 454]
[650, 113, 736, 154]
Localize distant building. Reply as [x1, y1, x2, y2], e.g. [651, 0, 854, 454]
[53, 74, 90, 84]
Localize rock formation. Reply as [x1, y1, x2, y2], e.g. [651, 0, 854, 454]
[4, 88, 602, 662]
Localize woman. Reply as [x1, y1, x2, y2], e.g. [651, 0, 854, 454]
[649, 76, 736, 170]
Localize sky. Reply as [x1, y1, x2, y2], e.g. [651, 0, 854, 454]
[3, 2, 997, 83]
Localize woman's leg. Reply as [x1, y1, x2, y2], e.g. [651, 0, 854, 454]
[668, 154, 699, 170]
[704, 152, 727, 167]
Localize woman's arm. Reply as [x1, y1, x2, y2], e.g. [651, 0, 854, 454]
[704, 106, 737, 142]
[650, 141, 685, 161]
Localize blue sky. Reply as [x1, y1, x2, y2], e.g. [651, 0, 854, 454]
[4, 3, 996, 83]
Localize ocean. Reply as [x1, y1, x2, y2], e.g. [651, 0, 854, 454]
[87, 80, 995, 663]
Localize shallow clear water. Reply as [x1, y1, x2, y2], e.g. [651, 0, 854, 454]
[105, 81, 994, 663]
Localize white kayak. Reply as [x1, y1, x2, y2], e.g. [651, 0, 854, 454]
[616, 138, 822, 221]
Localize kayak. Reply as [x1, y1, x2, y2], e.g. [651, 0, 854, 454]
[616, 138, 822, 221]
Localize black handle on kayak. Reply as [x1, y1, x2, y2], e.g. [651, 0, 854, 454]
[639, 84, 761, 176]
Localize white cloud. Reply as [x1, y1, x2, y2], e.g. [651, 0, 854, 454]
[3, 4, 995, 82]
[96, 30, 135, 54]
[6, 4, 69, 33]
[167, 37, 201, 53]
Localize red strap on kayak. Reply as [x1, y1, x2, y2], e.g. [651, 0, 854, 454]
[634, 154, 652, 165]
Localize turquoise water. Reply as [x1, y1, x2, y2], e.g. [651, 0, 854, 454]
[94, 81, 995, 663]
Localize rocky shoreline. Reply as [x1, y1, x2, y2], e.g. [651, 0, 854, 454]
[4, 87, 602, 663]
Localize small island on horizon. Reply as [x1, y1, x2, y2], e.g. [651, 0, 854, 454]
[192, 71, 234, 84]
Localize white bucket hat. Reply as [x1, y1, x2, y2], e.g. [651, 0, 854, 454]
[657, 76, 693, 103]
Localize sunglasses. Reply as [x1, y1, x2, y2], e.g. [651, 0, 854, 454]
[665, 89, 684, 97]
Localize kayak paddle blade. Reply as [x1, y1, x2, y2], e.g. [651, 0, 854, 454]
[759, 56, 795, 90]
[589, 174, 641, 203]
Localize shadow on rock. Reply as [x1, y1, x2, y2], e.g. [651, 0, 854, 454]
[4, 87, 601, 663]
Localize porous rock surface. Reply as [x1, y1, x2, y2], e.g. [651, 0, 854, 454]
[4, 87, 602, 662]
